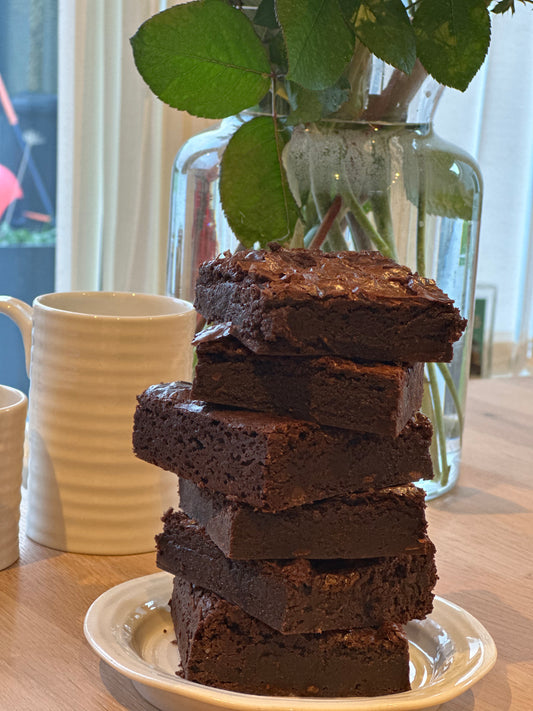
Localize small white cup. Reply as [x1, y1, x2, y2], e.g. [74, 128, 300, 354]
[0, 292, 195, 554]
[0, 385, 27, 569]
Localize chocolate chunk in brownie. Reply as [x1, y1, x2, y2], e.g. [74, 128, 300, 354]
[133, 382, 433, 511]
[179, 477, 428, 560]
[194, 247, 466, 362]
[156, 510, 437, 634]
[192, 325, 424, 436]
[171, 575, 411, 697]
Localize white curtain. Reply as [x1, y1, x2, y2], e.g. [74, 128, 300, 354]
[435, 11, 533, 375]
[56, 0, 212, 294]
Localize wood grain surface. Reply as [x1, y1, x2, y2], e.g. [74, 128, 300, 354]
[1, 376, 532, 710]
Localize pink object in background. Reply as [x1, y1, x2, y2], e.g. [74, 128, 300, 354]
[0, 164, 23, 220]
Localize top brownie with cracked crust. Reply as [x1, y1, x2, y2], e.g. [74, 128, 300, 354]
[194, 246, 466, 362]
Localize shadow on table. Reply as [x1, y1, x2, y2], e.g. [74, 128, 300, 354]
[100, 661, 159, 710]
[429, 484, 529, 515]
[448, 589, 532, 663]
[440, 588, 532, 711]
[15, 534, 63, 568]
[446, 689, 475, 709]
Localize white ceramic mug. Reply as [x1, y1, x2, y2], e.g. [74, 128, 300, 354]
[0, 384, 28, 569]
[0, 292, 195, 554]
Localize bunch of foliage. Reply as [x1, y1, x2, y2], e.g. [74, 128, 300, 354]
[0, 224, 55, 247]
[132, 1, 531, 488]
[131, 0, 531, 247]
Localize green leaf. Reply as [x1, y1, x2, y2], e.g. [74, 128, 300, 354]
[219, 116, 299, 246]
[254, 0, 279, 28]
[286, 79, 351, 124]
[267, 30, 289, 73]
[491, 0, 514, 11]
[130, 0, 271, 119]
[402, 136, 480, 220]
[276, 0, 355, 90]
[490, 0, 533, 12]
[286, 84, 324, 124]
[423, 150, 480, 219]
[353, 0, 416, 74]
[413, 0, 491, 91]
[338, 0, 362, 22]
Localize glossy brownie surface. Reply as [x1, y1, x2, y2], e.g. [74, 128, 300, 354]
[196, 246, 454, 304]
[194, 247, 467, 361]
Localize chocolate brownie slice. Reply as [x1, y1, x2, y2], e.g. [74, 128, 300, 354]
[179, 478, 428, 560]
[171, 575, 411, 697]
[194, 246, 466, 362]
[133, 382, 433, 511]
[192, 325, 424, 436]
[156, 510, 437, 634]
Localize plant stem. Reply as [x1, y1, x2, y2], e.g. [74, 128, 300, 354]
[309, 195, 343, 249]
[303, 194, 319, 230]
[345, 212, 373, 251]
[426, 362, 450, 486]
[421, 377, 440, 476]
[368, 193, 398, 261]
[416, 186, 427, 276]
[304, 225, 319, 247]
[361, 60, 429, 122]
[323, 226, 351, 252]
[309, 182, 349, 250]
[343, 190, 396, 259]
[436, 361, 464, 443]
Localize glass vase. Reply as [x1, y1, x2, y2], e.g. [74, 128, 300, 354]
[166, 115, 243, 303]
[166, 58, 482, 500]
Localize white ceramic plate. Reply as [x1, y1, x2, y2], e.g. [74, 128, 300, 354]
[84, 572, 497, 711]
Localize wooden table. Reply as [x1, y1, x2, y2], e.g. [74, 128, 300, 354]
[1, 377, 532, 710]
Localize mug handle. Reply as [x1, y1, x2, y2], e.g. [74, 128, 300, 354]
[0, 297, 33, 376]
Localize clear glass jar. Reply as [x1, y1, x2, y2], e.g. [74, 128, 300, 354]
[166, 58, 482, 499]
[282, 119, 481, 498]
[166, 115, 244, 303]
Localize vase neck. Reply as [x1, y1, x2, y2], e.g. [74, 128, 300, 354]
[334, 53, 443, 124]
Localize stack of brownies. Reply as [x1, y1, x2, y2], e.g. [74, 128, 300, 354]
[133, 246, 467, 698]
